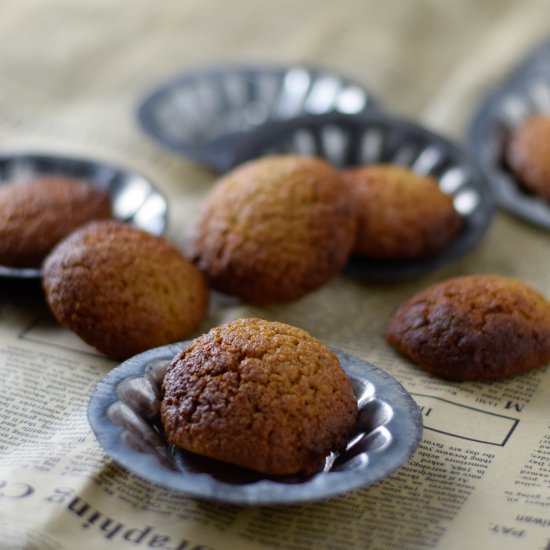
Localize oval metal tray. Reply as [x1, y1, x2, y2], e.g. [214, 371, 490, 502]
[88, 342, 422, 506]
[137, 64, 381, 172]
[468, 40, 550, 229]
[0, 152, 168, 279]
[231, 112, 494, 281]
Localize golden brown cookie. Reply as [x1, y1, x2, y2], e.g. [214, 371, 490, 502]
[342, 164, 463, 259]
[161, 318, 358, 475]
[43, 220, 209, 359]
[385, 275, 550, 381]
[506, 115, 550, 202]
[0, 176, 112, 267]
[189, 155, 357, 305]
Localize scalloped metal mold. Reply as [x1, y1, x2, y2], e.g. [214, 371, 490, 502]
[0, 152, 168, 279]
[230, 112, 494, 281]
[137, 65, 381, 171]
[468, 39, 550, 229]
[88, 343, 422, 505]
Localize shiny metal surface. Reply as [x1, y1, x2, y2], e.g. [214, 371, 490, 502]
[0, 152, 168, 278]
[137, 65, 380, 171]
[231, 112, 494, 281]
[88, 342, 422, 505]
[468, 40, 550, 229]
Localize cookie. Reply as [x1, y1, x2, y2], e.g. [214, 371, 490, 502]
[0, 176, 112, 267]
[43, 220, 209, 359]
[342, 164, 463, 259]
[189, 155, 357, 305]
[385, 275, 550, 380]
[506, 115, 550, 202]
[161, 318, 358, 475]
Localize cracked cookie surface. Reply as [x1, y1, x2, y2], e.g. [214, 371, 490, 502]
[385, 275, 550, 380]
[161, 318, 358, 475]
[0, 176, 112, 267]
[343, 164, 463, 259]
[43, 220, 208, 359]
[189, 155, 357, 305]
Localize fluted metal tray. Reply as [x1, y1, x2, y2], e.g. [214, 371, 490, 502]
[468, 39, 550, 229]
[231, 112, 494, 281]
[137, 65, 380, 171]
[88, 342, 422, 505]
[0, 152, 168, 278]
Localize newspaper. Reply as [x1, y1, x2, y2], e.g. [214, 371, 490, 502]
[1, 0, 550, 548]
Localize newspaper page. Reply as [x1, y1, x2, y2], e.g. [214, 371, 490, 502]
[1, 0, 550, 549]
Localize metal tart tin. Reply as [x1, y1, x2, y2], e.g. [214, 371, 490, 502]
[230, 112, 494, 281]
[88, 342, 422, 506]
[137, 65, 381, 172]
[0, 152, 168, 279]
[468, 40, 550, 229]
